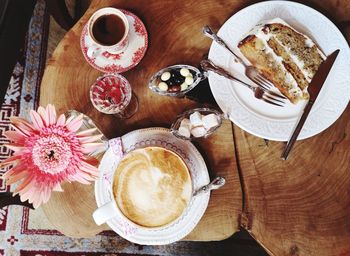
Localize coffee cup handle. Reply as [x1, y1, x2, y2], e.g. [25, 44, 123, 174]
[93, 201, 119, 225]
[87, 44, 101, 59]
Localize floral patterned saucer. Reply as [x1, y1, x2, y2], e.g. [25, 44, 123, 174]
[95, 128, 210, 245]
[80, 10, 148, 73]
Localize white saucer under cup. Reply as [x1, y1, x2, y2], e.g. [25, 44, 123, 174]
[81, 9, 148, 73]
[95, 128, 210, 245]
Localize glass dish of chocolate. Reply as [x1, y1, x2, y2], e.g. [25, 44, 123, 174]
[148, 64, 205, 97]
[171, 108, 223, 140]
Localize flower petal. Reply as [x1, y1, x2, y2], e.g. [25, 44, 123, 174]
[43, 186, 52, 203]
[81, 142, 105, 154]
[78, 134, 103, 143]
[10, 117, 35, 136]
[56, 114, 66, 126]
[82, 155, 99, 166]
[30, 110, 44, 130]
[66, 114, 83, 133]
[4, 130, 26, 143]
[80, 161, 99, 175]
[79, 168, 98, 179]
[5, 144, 25, 153]
[14, 177, 33, 194]
[7, 171, 28, 184]
[0, 155, 22, 168]
[65, 115, 75, 126]
[36, 184, 45, 206]
[2, 163, 26, 180]
[37, 106, 48, 126]
[23, 186, 43, 208]
[19, 181, 36, 201]
[46, 104, 57, 125]
[70, 173, 91, 184]
[76, 128, 97, 136]
[53, 183, 64, 192]
[78, 170, 96, 180]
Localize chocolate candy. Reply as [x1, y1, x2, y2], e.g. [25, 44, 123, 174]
[168, 85, 181, 92]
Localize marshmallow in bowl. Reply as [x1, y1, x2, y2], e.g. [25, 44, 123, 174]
[178, 118, 192, 138]
[202, 114, 220, 130]
[189, 112, 203, 127]
[180, 118, 191, 128]
[191, 126, 207, 138]
[178, 126, 191, 138]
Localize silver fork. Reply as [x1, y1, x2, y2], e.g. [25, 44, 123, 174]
[200, 59, 285, 107]
[202, 25, 279, 92]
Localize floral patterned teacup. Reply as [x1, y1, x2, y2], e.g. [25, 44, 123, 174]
[86, 7, 129, 58]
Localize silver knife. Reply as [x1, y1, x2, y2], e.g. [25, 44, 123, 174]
[281, 49, 340, 160]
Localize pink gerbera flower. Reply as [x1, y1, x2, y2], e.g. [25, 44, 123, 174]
[0, 104, 104, 208]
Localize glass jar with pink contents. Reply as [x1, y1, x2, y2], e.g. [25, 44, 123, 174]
[90, 73, 138, 118]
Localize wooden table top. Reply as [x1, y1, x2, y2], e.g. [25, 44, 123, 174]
[39, 0, 350, 255]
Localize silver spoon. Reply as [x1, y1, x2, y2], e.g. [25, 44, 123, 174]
[193, 177, 226, 197]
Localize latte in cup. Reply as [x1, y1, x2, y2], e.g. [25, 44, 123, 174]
[113, 146, 192, 228]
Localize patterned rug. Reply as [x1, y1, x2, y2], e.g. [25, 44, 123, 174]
[0, 1, 265, 256]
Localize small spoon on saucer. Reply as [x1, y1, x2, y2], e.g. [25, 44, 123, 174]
[193, 177, 226, 197]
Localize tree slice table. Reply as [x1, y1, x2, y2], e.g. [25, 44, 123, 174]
[39, 0, 350, 254]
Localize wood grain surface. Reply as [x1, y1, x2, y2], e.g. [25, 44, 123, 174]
[39, 0, 243, 240]
[235, 105, 350, 256]
[39, 0, 350, 254]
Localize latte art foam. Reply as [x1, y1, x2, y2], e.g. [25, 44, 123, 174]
[113, 147, 192, 227]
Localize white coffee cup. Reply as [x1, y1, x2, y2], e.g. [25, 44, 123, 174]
[93, 195, 130, 226]
[93, 146, 192, 229]
[86, 7, 129, 58]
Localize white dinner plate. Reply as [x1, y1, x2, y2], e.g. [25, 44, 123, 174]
[95, 127, 210, 245]
[208, 1, 350, 141]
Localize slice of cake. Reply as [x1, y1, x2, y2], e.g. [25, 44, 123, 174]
[238, 18, 325, 104]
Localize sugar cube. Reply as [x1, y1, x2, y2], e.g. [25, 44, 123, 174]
[178, 126, 191, 138]
[191, 126, 207, 138]
[189, 111, 203, 127]
[202, 114, 219, 130]
[180, 118, 191, 128]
